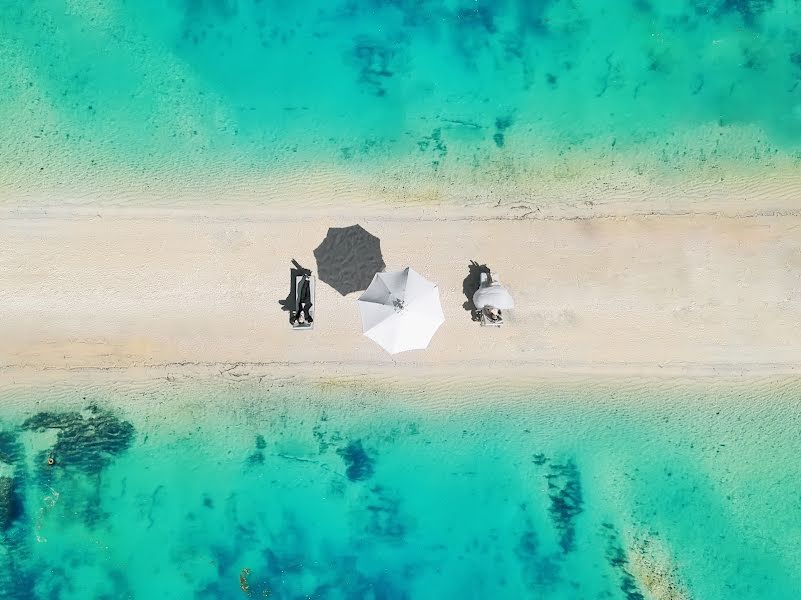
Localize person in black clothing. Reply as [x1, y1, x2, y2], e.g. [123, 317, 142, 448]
[294, 274, 313, 325]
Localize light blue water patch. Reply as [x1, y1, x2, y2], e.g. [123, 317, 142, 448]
[2, 0, 801, 190]
[0, 379, 800, 598]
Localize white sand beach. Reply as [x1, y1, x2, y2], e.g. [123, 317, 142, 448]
[1, 202, 799, 379]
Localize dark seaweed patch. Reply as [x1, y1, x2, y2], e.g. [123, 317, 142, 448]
[791, 51, 801, 74]
[183, 0, 239, 21]
[647, 48, 671, 74]
[455, 3, 496, 34]
[450, 1, 501, 64]
[21, 404, 134, 474]
[246, 451, 265, 466]
[417, 128, 448, 168]
[493, 116, 513, 148]
[0, 431, 23, 466]
[691, 0, 774, 26]
[337, 440, 374, 481]
[517, 0, 555, 34]
[312, 421, 343, 454]
[368, 0, 437, 28]
[495, 116, 513, 131]
[515, 528, 561, 587]
[717, 0, 773, 26]
[247, 434, 266, 465]
[603, 525, 646, 600]
[366, 485, 407, 542]
[352, 38, 396, 96]
[546, 460, 583, 554]
[0, 477, 22, 531]
[256, 510, 412, 598]
[0, 432, 24, 531]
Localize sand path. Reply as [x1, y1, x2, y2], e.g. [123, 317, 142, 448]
[1, 207, 800, 376]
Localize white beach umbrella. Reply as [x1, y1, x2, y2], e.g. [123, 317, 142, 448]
[473, 280, 514, 310]
[357, 267, 445, 355]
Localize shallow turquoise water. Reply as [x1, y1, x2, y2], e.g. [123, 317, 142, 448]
[1, 378, 800, 598]
[2, 0, 801, 193]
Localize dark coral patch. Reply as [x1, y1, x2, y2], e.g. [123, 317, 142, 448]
[603, 525, 647, 600]
[515, 528, 561, 586]
[246, 451, 265, 466]
[0, 476, 22, 531]
[791, 51, 801, 73]
[546, 460, 584, 554]
[351, 38, 396, 96]
[495, 116, 513, 131]
[717, 0, 773, 27]
[366, 485, 407, 541]
[337, 440, 375, 481]
[517, 0, 555, 34]
[692, 0, 774, 26]
[312, 421, 343, 455]
[493, 116, 513, 148]
[455, 4, 497, 34]
[21, 404, 134, 474]
[0, 431, 24, 465]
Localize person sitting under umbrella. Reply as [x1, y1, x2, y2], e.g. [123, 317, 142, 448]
[485, 307, 503, 323]
[473, 272, 513, 326]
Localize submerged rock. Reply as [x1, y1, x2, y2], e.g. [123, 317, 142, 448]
[627, 536, 692, 600]
[604, 529, 646, 600]
[337, 440, 374, 482]
[21, 404, 134, 474]
[604, 526, 692, 600]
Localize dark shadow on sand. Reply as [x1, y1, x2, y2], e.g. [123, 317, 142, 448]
[462, 260, 492, 321]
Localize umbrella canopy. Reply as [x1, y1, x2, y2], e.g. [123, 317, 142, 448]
[473, 281, 514, 310]
[313, 225, 385, 296]
[358, 267, 445, 355]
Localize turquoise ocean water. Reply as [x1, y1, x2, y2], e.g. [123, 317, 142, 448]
[1, 377, 800, 598]
[2, 0, 801, 196]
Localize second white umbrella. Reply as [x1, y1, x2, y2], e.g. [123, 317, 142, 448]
[357, 267, 445, 355]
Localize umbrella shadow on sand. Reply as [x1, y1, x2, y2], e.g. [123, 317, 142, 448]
[278, 259, 311, 323]
[462, 260, 492, 321]
[314, 225, 385, 296]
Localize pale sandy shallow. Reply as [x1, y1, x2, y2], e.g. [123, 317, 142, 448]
[1, 199, 800, 379]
